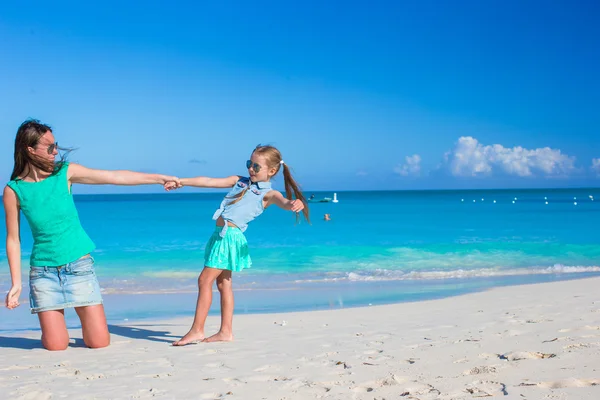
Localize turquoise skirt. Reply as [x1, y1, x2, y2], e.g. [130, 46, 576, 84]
[204, 226, 252, 272]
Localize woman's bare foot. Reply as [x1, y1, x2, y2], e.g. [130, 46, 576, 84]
[172, 329, 204, 346]
[203, 331, 233, 343]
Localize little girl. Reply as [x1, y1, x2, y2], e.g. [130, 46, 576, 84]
[166, 145, 309, 345]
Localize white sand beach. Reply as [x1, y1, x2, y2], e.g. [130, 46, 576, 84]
[2, 277, 600, 399]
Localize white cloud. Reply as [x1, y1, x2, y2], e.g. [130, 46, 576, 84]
[445, 137, 577, 178]
[592, 158, 600, 176]
[394, 154, 421, 176]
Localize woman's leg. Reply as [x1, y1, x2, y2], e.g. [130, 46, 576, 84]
[173, 267, 224, 346]
[75, 304, 110, 349]
[204, 270, 234, 342]
[38, 309, 69, 351]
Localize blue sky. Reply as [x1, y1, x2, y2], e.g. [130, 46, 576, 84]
[1, 0, 599, 193]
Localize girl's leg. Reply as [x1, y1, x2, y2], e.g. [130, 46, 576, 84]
[75, 304, 110, 349]
[173, 267, 223, 346]
[38, 309, 69, 351]
[204, 270, 234, 342]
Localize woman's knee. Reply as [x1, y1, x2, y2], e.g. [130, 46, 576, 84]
[42, 335, 69, 351]
[85, 336, 110, 349]
[39, 312, 69, 351]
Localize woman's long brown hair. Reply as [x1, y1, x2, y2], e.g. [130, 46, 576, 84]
[11, 119, 66, 180]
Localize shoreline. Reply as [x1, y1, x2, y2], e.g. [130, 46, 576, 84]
[3, 272, 600, 335]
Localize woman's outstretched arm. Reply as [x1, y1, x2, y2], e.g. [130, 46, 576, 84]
[68, 163, 179, 186]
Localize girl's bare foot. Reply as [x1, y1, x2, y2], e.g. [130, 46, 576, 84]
[203, 331, 233, 343]
[172, 329, 204, 346]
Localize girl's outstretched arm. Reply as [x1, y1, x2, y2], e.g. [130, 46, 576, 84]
[175, 175, 240, 189]
[264, 190, 305, 212]
[3, 186, 22, 309]
[68, 163, 179, 186]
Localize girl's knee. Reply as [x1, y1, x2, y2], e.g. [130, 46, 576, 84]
[217, 279, 232, 292]
[198, 275, 212, 288]
[198, 273, 218, 288]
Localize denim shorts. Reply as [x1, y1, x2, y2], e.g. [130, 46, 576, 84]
[29, 256, 103, 314]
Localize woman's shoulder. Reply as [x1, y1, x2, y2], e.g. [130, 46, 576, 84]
[48, 161, 72, 177]
[4, 183, 17, 194]
[6, 179, 22, 194]
[3, 184, 19, 205]
[59, 161, 71, 171]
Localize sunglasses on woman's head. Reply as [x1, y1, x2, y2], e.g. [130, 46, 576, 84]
[246, 160, 261, 173]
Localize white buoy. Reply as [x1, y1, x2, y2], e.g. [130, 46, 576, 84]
[514, 197, 518, 201]
[473, 200, 476, 203]
[512, 200, 515, 204]
[574, 202, 578, 206]
[544, 197, 547, 200]
[493, 200, 496, 203]
[461, 199, 464, 202]
[574, 197, 577, 200]
[332, 193, 339, 203]
[481, 198, 484, 201]
[545, 201, 549, 205]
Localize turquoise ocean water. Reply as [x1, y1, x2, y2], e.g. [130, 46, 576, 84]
[1, 188, 599, 332]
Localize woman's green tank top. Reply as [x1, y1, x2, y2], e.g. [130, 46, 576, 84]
[6, 162, 95, 266]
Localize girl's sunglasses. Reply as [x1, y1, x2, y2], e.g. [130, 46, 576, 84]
[246, 160, 261, 173]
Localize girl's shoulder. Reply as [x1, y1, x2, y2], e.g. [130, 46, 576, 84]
[262, 189, 281, 200]
[236, 176, 251, 186]
[229, 177, 250, 192]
